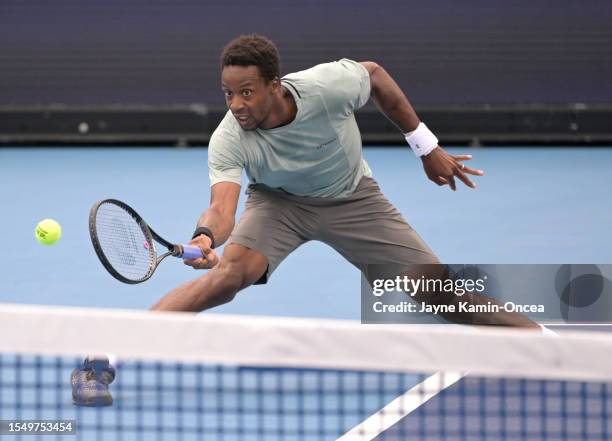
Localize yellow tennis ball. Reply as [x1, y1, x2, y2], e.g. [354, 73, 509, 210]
[35, 218, 62, 245]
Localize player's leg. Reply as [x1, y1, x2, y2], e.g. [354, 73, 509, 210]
[73, 244, 267, 406]
[394, 264, 538, 327]
[152, 186, 311, 312]
[320, 176, 539, 328]
[150, 243, 268, 312]
[73, 186, 309, 406]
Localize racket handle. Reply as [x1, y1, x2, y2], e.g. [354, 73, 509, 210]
[180, 245, 204, 260]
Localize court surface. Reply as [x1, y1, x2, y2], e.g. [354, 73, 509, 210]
[1, 146, 611, 440]
[1, 146, 611, 317]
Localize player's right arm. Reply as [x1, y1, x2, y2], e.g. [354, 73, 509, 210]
[185, 115, 245, 270]
[184, 182, 240, 270]
[195, 181, 240, 247]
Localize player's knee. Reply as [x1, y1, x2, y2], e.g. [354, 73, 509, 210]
[210, 260, 251, 304]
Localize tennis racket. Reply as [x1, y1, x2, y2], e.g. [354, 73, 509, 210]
[89, 199, 204, 284]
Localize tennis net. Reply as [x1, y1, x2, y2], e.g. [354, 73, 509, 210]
[0, 303, 611, 440]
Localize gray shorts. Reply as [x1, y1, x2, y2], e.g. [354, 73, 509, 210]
[228, 176, 439, 284]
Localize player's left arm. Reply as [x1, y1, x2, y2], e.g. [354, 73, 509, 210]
[359, 61, 484, 190]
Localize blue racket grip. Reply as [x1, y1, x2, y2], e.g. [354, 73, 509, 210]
[181, 245, 204, 260]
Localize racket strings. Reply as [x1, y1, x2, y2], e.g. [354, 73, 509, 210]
[95, 203, 156, 281]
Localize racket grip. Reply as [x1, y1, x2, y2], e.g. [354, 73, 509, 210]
[181, 245, 204, 260]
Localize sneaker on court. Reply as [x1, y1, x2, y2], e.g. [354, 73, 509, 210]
[71, 357, 116, 407]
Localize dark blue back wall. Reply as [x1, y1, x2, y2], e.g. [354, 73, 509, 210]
[1, 0, 611, 106]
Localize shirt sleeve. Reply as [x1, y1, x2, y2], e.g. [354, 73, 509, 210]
[208, 126, 244, 187]
[317, 58, 371, 117]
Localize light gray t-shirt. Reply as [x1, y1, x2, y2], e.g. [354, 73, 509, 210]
[208, 58, 373, 198]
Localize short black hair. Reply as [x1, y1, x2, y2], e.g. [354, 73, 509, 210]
[220, 34, 280, 82]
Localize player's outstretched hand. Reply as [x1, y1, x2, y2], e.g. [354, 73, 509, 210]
[183, 235, 219, 269]
[421, 146, 484, 191]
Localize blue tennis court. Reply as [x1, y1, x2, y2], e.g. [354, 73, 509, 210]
[2, 145, 612, 439]
[2, 146, 612, 316]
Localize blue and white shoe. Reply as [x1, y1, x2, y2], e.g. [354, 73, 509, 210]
[71, 356, 116, 407]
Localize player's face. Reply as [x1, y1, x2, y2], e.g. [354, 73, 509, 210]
[221, 65, 278, 131]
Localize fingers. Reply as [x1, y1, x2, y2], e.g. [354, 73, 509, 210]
[183, 248, 219, 270]
[431, 164, 482, 190]
[460, 164, 485, 176]
[455, 162, 484, 189]
[455, 170, 476, 189]
[452, 154, 473, 161]
[428, 174, 447, 186]
[183, 235, 216, 268]
[425, 149, 484, 190]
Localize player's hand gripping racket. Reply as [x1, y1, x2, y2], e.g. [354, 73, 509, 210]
[89, 199, 204, 284]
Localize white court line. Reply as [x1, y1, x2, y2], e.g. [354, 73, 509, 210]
[337, 371, 467, 441]
[337, 325, 561, 440]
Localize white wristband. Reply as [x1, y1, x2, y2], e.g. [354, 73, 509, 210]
[404, 122, 439, 157]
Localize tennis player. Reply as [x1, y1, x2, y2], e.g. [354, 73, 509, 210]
[149, 34, 537, 328]
[72, 34, 539, 406]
